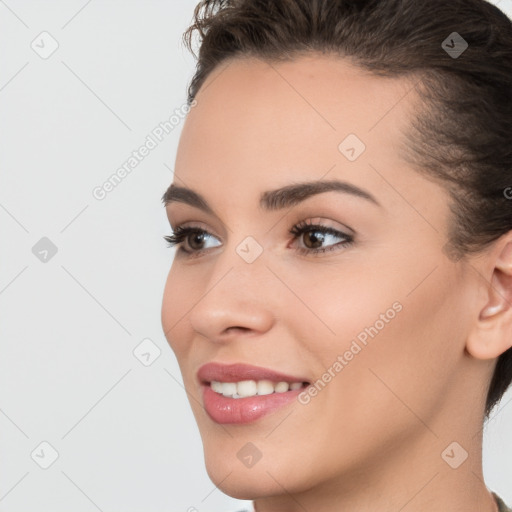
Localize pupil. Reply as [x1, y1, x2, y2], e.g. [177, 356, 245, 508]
[305, 231, 324, 248]
[190, 233, 204, 250]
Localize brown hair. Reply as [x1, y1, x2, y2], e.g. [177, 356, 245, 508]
[181, 0, 512, 419]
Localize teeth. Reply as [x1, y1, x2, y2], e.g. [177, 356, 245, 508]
[274, 381, 289, 393]
[257, 379, 274, 396]
[221, 382, 237, 397]
[210, 379, 305, 398]
[237, 380, 257, 397]
[211, 380, 224, 393]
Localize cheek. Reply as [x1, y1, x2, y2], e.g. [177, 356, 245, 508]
[283, 261, 404, 363]
[287, 252, 464, 409]
[307, 261, 464, 424]
[264, 267, 462, 484]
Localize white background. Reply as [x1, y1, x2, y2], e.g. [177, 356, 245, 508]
[1, 1, 511, 511]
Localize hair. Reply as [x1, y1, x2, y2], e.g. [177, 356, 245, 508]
[181, 0, 512, 419]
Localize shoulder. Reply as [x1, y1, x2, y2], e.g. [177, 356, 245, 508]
[493, 491, 512, 512]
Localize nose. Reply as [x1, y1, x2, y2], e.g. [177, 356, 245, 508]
[188, 252, 276, 344]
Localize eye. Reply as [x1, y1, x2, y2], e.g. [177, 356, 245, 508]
[163, 220, 354, 257]
[288, 219, 354, 255]
[163, 225, 221, 257]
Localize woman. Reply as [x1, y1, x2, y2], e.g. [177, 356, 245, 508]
[161, 0, 512, 510]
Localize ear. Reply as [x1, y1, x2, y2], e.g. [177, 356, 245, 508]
[466, 236, 512, 360]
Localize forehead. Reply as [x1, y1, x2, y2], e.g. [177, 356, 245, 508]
[187, 54, 414, 124]
[173, 54, 427, 213]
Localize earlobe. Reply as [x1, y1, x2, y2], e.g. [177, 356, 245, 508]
[466, 240, 512, 361]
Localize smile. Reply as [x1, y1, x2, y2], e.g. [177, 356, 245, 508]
[197, 362, 311, 424]
[210, 379, 306, 398]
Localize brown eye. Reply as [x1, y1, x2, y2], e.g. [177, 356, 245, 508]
[302, 230, 326, 249]
[163, 226, 221, 255]
[289, 221, 354, 255]
[188, 231, 207, 251]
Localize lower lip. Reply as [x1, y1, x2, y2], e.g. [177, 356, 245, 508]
[201, 383, 306, 424]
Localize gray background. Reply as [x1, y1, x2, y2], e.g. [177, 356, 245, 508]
[1, 1, 511, 511]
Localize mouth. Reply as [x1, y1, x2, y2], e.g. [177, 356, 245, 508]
[197, 362, 311, 424]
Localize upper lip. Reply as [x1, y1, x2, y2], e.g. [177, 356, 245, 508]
[197, 362, 310, 384]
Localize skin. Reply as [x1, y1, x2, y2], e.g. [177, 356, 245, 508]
[161, 54, 512, 512]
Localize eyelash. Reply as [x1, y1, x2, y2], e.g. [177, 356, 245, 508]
[163, 219, 354, 258]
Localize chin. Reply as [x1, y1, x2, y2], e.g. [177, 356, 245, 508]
[201, 438, 314, 500]
[203, 457, 284, 500]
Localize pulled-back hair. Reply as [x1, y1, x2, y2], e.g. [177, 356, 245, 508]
[181, 0, 512, 419]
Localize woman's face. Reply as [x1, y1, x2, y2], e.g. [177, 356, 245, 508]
[161, 55, 482, 499]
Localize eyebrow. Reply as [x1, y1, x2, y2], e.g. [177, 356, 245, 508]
[161, 179, 381, 214]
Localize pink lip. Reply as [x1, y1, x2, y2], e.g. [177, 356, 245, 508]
[197, 362, 309, 384]
[197, 362, 310, 425]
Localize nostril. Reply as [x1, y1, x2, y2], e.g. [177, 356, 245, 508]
[225, 326, 250, 334]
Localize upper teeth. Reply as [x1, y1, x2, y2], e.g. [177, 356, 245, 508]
[210, 380, 304, 398]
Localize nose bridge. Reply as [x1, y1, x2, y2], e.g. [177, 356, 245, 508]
[210, 231, 270, 294]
